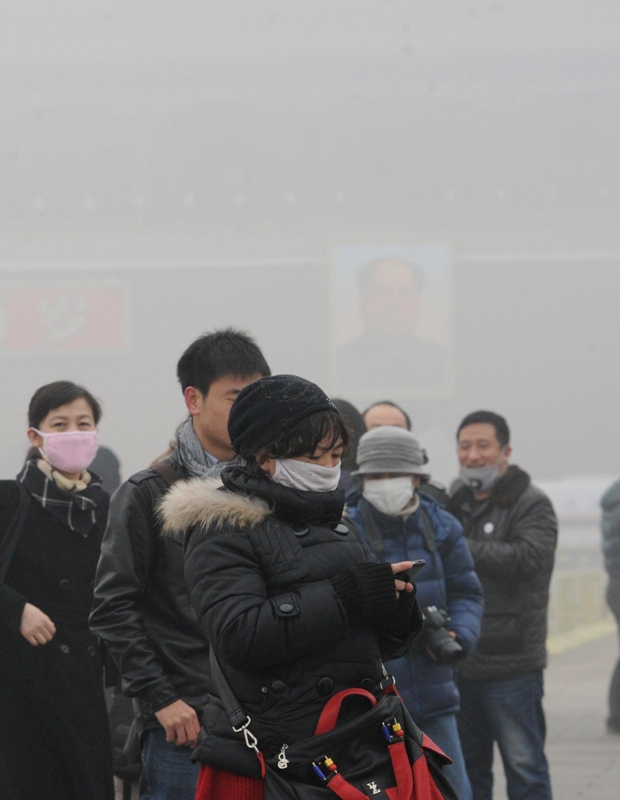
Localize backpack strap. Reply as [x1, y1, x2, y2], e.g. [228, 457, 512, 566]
[418, 508, 437, 555]
[359, 501, 437, 560]
[0, 482, 31, 583]
[418, 507, 448, 607]
[358, 501, 448, 606]
[151, 461, 184, 487]
[358, 500, 386, 559]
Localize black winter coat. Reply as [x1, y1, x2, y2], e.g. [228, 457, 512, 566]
[89, 449, 211, 731]
[448, 466, 557, 682]
[0, 478, 114, 800]
[160, 467, 422, 778]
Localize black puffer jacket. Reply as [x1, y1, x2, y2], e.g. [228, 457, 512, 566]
[160, 467, 422, 777]
[89, 449, 212, 730]
[448, 466, 557, 682]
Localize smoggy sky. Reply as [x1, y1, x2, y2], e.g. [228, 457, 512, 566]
[1, 1, 619, 487]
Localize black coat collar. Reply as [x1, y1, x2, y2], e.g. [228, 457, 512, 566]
[220, 466, 345, 526]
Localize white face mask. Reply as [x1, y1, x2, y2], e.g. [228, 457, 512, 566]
[272, 458, 341, 492]
[362, 477, 415, 516]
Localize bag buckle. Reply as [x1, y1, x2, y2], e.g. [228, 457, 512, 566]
[232, 716, 259, 754]
[380, 674, 396, 693]
[312, 755, 338, 783]
[382, 718, 405, 744]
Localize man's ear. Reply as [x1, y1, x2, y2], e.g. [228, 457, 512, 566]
[184, 387, 204, 416]
[502, 444, 512, 463]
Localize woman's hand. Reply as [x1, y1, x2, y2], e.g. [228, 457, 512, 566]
[20, 603, 56, 646]
[391, 561, 415, 598]
[155, 699, 201, 747]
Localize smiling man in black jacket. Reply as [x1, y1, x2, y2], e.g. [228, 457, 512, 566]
[448, 411, 557, 800]
[90, 328, 270, 800]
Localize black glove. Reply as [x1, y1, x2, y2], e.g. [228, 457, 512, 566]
[331, 562, 398, 625]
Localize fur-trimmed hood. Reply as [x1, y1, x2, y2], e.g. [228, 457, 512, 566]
[161, 466, 346, 535]
[159, 477, 271, 535]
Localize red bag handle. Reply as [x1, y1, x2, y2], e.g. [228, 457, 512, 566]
[321, 743, 413, 800]
[314, 689, 377, 736]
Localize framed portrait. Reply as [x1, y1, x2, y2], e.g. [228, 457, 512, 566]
[330, 242, 455, 399]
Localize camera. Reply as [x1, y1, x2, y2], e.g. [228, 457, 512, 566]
[420, 606, 463, 666]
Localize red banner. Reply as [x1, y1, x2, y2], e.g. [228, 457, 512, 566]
[0, 284, 127, 352]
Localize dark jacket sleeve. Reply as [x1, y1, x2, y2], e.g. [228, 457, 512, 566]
[466, 490, 557, 581]
[89, 478, 180, 711]
[438, 510, 483, 657]
[375, 591, 424, 661]
[341, 513, 423, 660]
[0, 481, 27, 633]
[331, 562, 423, 660]
[185, 524, 353, 672]
[0, 583, 27, 632]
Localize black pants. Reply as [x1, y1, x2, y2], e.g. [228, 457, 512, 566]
[607, 576, 620, 731]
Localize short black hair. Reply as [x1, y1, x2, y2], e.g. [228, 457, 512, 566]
[244, 408, 350, 473]
[362, 400, 412, 431]
[28, 381, 102, 429]
[176, 327, 270, 396]
[457, 410, 510, 448]
[358, 258, 426, 296]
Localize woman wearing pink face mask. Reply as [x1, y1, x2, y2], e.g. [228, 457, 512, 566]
[0, 381, 114, 800]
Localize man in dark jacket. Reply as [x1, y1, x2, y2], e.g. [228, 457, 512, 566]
[600, 479, 620, 734]
[90, 328, 270, 800]
[347, 426, 483, 800]
[449, 410, 557, 800]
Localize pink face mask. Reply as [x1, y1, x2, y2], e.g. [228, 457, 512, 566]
[32, 429, 99, 473]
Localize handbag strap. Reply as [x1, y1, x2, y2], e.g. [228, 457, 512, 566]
[314, 688, 377, 736]
[209, 649, 266, 778]
[323, 774, 368, 800]
[389, 741, 414, 800]
[209, 648, 250, 730]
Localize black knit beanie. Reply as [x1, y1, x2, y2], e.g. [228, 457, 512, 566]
[228, 375, 337, 456]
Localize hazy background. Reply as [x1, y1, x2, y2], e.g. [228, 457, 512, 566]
[1, 0, 619, 488]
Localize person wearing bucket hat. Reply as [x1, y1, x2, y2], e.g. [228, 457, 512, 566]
[347, 426, 483, 800]
[360, 403, 449, 508]
[159, 375, 426, 800]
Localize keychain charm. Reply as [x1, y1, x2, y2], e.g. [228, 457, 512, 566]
[277, 744, 289, 769]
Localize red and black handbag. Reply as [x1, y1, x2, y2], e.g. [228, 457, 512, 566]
[211, 652, 459, 800]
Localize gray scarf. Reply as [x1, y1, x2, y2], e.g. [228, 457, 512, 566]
[175, 418, 219, 479]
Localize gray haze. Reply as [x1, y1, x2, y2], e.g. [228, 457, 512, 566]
[1, 1, 620, 486]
